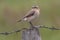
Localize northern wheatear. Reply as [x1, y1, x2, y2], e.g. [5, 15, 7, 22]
[18, 6, 40, 27]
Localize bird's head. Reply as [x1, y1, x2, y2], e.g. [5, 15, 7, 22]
[32, 5, 40, 11]
[32, 5, 39, 9]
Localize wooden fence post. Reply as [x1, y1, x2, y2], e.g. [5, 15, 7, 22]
[22, 27, 41, 40]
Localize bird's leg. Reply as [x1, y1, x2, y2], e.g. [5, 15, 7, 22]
[29, 21, 34, 28]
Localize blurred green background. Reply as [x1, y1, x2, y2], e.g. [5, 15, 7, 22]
[0, 0, 60, 40]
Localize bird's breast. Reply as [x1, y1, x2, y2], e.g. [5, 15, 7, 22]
[35, 10, 40, 17]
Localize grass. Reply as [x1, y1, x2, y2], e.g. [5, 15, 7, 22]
[0, 0, 60, 40]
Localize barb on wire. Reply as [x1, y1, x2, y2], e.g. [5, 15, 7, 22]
[0, 25, 60, 35]
[48, 26, 60, 30]
[0, 32, 11, 35]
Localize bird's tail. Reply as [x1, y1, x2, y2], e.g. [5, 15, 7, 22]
[17, 17, 27, 22]
[17, 19, 22, 22]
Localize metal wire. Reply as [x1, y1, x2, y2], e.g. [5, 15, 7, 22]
[0, 25, 60, 35]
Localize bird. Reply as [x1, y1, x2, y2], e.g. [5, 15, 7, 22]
[17, 6, 40, 27]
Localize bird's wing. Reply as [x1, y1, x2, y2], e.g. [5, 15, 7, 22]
[24, 10, 35, 18]
[17, 10, 35, 22]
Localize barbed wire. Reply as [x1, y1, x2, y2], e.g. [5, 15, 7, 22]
[0, 28, 28, 35]
[39, 25, 60, 30]
[0, 25, 60, 35]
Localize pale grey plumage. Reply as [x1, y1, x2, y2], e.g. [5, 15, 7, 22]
[18, 6, 40, 22]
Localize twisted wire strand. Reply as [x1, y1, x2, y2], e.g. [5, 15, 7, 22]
[0, 25, 60, 35]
